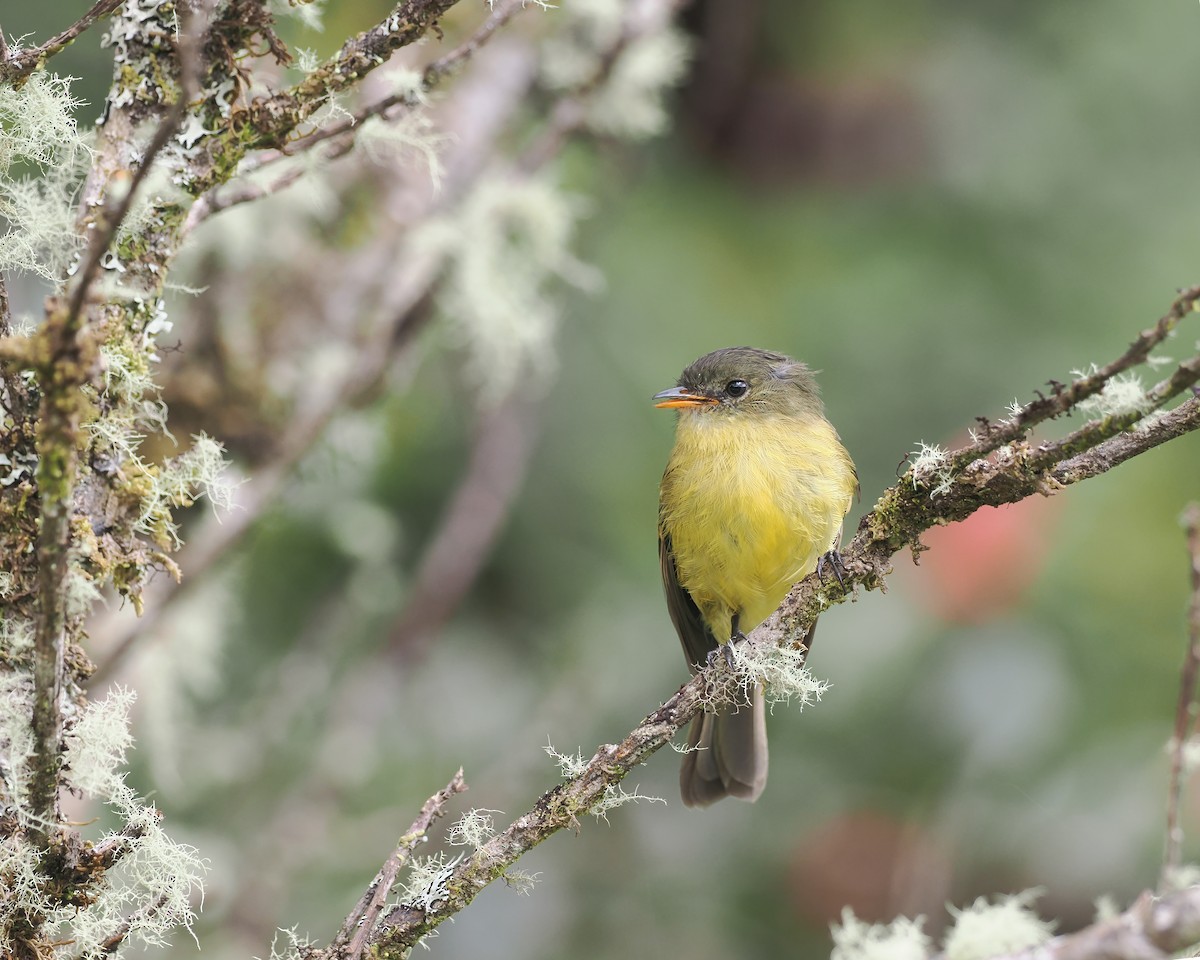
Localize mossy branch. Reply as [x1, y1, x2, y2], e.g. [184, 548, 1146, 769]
[353, 286, 1200, 953]
[0, 0, 125, 87]
[234, 0, 463, 153]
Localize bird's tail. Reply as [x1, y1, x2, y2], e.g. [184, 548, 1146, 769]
[679, 684, 768, 807]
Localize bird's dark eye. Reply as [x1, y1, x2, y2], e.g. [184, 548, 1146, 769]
[725, 379, 749, 398]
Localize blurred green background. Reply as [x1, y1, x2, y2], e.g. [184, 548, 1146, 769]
[10, 0, 1200, 957]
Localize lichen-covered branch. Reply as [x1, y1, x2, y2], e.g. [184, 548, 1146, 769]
[924, 886, 1200, 960]
[324, 770, 467, 960]
[353, 287, 1200, 954]
[0, 0, 125, 86]
[0, 0, 603, 954]
[211, 0, 462, 169]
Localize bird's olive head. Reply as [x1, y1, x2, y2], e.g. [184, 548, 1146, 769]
[653, 346, 824, 419]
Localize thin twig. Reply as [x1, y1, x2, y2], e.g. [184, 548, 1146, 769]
[950, 284, 1200, 471]
[239, 0, 465, 152]
[0, 272, 10, 338]
[184, 0, 532, 233]
[356, 288, 1200, 954]
[517, 0, 690, 173]
[1166, 504, 1200, 882]
[387, 394, 540, 663]
[92, 892, 170, 956]
[0, 0, 125, 85]
[90, 37, 541, 683]
[329, 769, 467, 960]
[64, 2, 204, 334]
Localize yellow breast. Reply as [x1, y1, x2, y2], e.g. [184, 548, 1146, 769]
[660, 412, 856, 638]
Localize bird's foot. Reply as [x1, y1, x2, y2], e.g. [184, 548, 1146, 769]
[817, 549, 848, 588]
[704, 637, 745, 670]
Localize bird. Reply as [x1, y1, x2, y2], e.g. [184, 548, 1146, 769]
[654, 346, 857, 807]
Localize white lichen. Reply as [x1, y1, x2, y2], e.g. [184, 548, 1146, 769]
[260, 926, 320, 960]
[0, 72, 90, 281]
[942, 890, 1054, 960]
[543, 741, 663, 819]
[540, 0, 690, 139]
[726, 640, 828, 710]
[1160, 863, 1200, 893]
[417, 174, 600, 401]
[585, 27, 690, 139]
[1075, 371, 1152, 419]
[0, 672, 36, 808]
[501, 868, 541, 896]
[65, 781, 207, 954]
[544, 740, 588, 779]
[354, 76, 444, 190]
[0, 687, 206, 954]
[831, 909, 931, 960]
[397, 852, 464, 911]
[446, 808, 501, 848]
[909, 441, 954, 497]
[63, 687, 137, 798]
[590, 783, 666, 821]
[1092, 894, 1121, 923]
[135, 433, 235, 546]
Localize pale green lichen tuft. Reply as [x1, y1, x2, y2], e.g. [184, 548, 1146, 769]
[62, 687, 136, 798]
[1074, 370, 1151, 419]
[544, 741, 663, 819]
[397, 851, 464, 911]
[544, 740, 588, 779]
[727, 640, 828, 710]
[540, 0, 691, 139]
[501, 868, 541, 896]
[0, 72, 90, 281]
[418, 174, 600, 402]
[942, 890, 1054, 960]
[261, 926, 320, 960]
[354, 72, 444, 189]
[269, 0, 326, 31]
[831, 908, 931, 960]
[446, 808, 501, 849]
[135, 433, 235, 547]
[0, 688, 206, 954]
[0, 672, 36, 808]
[910, 441, 954, 497]
[590, 783, 665, 821]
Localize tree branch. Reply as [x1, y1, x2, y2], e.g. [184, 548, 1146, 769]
[929, 886, 1200, 960]
[386, 394, 540, 663]
[236, 0, 463, 153]
[350, 287, 1200, 953]
[88, 36, 544, 685]
[1165, 504, 1200, 882]
[325, 770, 467, 960]
[184, 0, 532, 233]
[24, 0, 206, 847]
[0, 0, 125, 86]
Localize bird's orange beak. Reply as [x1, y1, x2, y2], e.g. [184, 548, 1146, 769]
[653, 386, 719, 409]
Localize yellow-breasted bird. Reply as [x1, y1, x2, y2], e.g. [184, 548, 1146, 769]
[655, 347, 857, 807]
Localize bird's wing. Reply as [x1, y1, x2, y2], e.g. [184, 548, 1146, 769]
[659, 527, 718, 673]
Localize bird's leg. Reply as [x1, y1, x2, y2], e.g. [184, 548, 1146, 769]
[816, 549, 848, 588]
[705, 614, 748, 669]
[723, 613, 748, 667]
